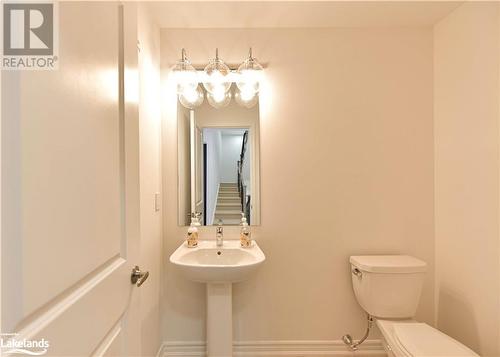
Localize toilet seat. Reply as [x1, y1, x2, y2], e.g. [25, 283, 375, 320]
[377, 320, 478, 357]
[393, 323, 477, 357]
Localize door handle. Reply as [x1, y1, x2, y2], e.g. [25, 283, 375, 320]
[131, 266, 149, 287]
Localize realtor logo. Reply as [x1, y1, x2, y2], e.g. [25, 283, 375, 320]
[4, 3, 53, 55]
[1, 333, 50, 355]
[2, 1, 58, 69]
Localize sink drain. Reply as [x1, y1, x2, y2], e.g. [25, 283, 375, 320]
[217, 251, 222, 255]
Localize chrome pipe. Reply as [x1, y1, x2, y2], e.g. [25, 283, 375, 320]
[342, 314, 374, 351]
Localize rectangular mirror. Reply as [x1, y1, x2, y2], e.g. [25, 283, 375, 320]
[178, 97, 260, 226]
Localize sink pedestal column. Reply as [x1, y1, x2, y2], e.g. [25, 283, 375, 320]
[206, 283, 232, 357]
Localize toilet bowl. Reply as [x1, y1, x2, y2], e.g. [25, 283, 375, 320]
[349, 255, 478, 357]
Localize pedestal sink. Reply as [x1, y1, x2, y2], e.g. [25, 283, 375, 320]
[170, 240, 266, 357]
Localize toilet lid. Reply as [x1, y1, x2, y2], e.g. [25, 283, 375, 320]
[393, 323, 478, 357]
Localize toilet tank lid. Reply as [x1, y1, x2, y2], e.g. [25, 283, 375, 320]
[350, 255, 427, 273]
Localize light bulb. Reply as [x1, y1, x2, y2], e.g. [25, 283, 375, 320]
[211, 86, 227, 102]
[202, 49, 232, 95]
[179, 85, 204, 109]
[171, 49, 198, 94]
[235, 88, 258, 108]
[207, 90, 231, 109]
[174, 70, 198, 94]
[236, 48, 263, 93]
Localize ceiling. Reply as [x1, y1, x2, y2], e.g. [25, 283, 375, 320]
[146, 1, 463, 29]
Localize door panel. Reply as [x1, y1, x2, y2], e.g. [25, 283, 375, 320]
[29, 258, 128, 356]
[21, 2, 122, 318]
[2, 2, 140, 356]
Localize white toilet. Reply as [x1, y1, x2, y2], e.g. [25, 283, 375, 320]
[350, 255, 478, 357]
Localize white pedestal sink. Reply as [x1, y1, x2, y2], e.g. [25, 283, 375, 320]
[170, 240, 266, 357]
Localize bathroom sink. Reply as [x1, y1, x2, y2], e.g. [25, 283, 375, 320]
[169, 240, 266, 283]
[170, 240, 265, 355]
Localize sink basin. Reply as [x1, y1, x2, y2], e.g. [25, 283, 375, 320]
[169, 240, 266, 283]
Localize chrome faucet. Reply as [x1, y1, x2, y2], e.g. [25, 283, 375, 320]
[216, 220, 224, 247]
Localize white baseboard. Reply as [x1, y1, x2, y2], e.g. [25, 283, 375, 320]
[157, 340, 386, 357]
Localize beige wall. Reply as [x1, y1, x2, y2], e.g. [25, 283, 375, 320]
[138, 5, 162, 356]
[434, 3, 500, 356]
[161, 28, 435, 342]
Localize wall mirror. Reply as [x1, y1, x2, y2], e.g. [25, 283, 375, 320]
[177, 94, 260, 226]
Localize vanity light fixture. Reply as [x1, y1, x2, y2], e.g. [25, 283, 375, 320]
[236, 48, 263, 94]
[172, 49, 204, 109]
[202, 48, 232, 96]
[171, 49, 198, 95]
[233, 48, 262, 108]
[174, 48, 263, 109]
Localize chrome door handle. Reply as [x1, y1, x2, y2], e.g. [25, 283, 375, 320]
[131, 266, 149, 287]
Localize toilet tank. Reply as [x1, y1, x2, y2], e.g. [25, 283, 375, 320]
[350, 255, 427, 319]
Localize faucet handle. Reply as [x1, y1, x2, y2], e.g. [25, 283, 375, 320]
[215, 219, 224, 247]
[216, 220, 223, 234]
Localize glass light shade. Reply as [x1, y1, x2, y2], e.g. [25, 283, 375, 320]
[179, 85, 204, 109]
[171, 59, 198, 94]
[235, 88, 258, 108]
[207, 88, 231, 108]
[236, 57, 263, 93]
[202, 58, 232, 94]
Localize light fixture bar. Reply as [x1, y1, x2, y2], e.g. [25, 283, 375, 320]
[190, 64, 267, 71]
[173, 47, 267, 70]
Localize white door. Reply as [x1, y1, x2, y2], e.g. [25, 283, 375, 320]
[2, 2, 143, 356]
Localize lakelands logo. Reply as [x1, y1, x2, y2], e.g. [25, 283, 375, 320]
[2, 1, 59, 70]
[1, 333, 49, 355]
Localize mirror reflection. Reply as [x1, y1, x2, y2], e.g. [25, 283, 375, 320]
[178, 96, 260, 226]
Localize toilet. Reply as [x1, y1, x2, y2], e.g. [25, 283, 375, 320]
[350, 255, 478, 357]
